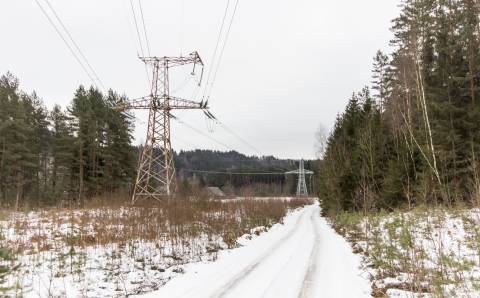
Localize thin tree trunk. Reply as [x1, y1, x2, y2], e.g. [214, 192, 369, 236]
[79, 143, 84, 207]
[468, 38, 476, 106]
[0, 138, 5, 201]
[414, 48, 442, 188]
[15, 170, 23, 212]
[43, 152, 48, 192]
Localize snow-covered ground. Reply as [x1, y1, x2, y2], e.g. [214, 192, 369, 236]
[334, 207, 480, 297]
[0, 198, 312, 297]
[1, 200, 373, 297]
[136, 203, 371, 298]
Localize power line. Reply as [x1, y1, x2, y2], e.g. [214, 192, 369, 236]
[205, 0, 240, 101]
[34, 0, 98, 88]
[175, 115, 264, 158]
[182, 169, 286, 175]
[218, 120, 263, 156]
[129, 0, 145, 57]
[42, 0, 106, 90]
[138, 0, 151, 57]
[174, 136, 199, 149]
[128, 0, 150, 85]
[201, 0, 231, 100]
[174, 117, 236, 151]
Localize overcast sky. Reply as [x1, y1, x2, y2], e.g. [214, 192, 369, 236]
[0, 0, 399, 159]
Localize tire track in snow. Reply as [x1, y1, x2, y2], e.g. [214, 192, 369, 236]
[259, 208, 315, 298]
[212, 207, 313, 298]
[298, 210, 321, 298]
[170, 206, 311, 298]
[137, 203, 372, 298]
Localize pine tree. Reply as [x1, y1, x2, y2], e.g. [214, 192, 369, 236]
[50, 105, 74, 202]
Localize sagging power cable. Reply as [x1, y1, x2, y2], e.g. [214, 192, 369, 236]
[204, 0, 240, 102]
[43, 0, 106, 90]
[33, 0, 102, 90]
[174, 117, 236, 151]
[201, 0, 231, 100]
[182, 169, 286, 175]
[217, 120, 263, 156]
[138, 0, 151, 57]
[129, 0, 150, 85]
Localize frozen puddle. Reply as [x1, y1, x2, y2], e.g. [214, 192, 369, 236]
[137, 203, 371, 298]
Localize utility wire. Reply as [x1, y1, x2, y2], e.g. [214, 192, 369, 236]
[176, 114, 263, 157]
[42, 0, 106, 90]
[138, 0, 151, 57]
[182, 169, 286, 175]
[129, 0, 145, 57]
[205, 0, 240, 101]
[175, 117, 236, 151]
[174, 136, 199, 149]
[129, 0, 151, 85]
[201, 0, 231, 100]
[218, 120, 263, 156]
[34, 0, 98, 88]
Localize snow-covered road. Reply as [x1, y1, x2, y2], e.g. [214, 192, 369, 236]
[138, 203, 371, 298]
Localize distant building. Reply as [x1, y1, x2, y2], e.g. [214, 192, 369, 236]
[207, 187, 226, 198]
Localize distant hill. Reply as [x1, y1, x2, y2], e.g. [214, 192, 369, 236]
[170, 149, 317, 193]
[175, 150, 297, 173]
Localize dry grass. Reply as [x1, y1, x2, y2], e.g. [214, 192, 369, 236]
[0, 196, 313, 296]
[3, 196, 313, 255]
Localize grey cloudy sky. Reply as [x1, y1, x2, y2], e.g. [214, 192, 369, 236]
[0, 0, 399, 159]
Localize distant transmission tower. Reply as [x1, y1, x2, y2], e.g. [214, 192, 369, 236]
[285, 159, 314, 197]
[116, 52, 213, 203]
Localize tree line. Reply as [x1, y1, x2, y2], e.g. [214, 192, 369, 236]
[0, 73, 135, 208]
[0, 74, 313, 208]
[318, 0, 480, 215]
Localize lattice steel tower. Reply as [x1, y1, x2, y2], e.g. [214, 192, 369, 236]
[116, 52, 210, 203]
[296, 159, 308, 196]
[285, 159, 313, 197]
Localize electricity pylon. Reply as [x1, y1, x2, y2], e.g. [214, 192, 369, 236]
[285, 159, 314, 197]
[116, 52, 214, 204]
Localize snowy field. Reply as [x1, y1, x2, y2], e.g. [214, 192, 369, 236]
[334, 207, 480, 297]
[0, 198, 310, 297]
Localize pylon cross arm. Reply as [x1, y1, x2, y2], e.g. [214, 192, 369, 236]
[140, 51, 203, 68]
[113, 96, 151, 111]
[169, 96, 208, 110]
[285, 170, 314, 175]
[113, 96, 209, 112]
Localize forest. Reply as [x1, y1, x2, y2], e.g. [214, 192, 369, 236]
[318, 0, 480, 215]
[0, 76, 304, 209]
[0, 73, 135, 208]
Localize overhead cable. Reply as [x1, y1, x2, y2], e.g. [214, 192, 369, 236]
[205, 0, 240, 101]
[218, 120, 263, 156]
[33, 0, 99, 89]
[128, 0, 150, 84]
[182, 169, 286, 175]
[174, 117, 236, 151]
[138, 0, 151, 56]
[43, 0, 106, 90]
[201, 0, 231, 100]
[129, 0, 145, 57]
